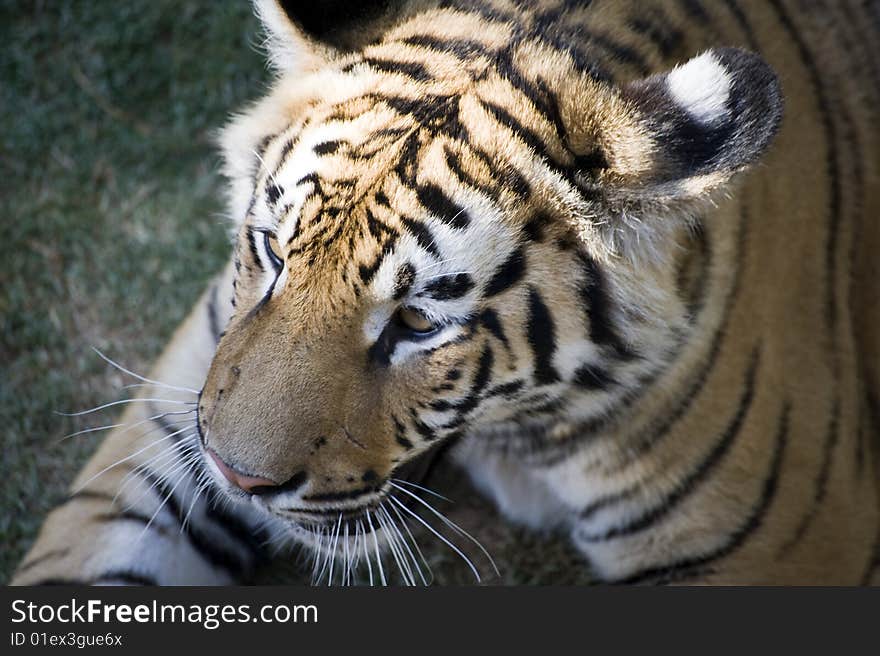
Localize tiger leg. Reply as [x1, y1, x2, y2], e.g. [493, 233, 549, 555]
[10, 264, 271, 585]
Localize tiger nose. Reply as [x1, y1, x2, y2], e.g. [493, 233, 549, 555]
[207, 449, 278, 495]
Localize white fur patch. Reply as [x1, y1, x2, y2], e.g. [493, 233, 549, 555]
[666, 52, 731, 124]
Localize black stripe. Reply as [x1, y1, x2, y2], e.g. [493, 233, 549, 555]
[855, 415, 865, 476]
[93, 570, 158, 586]
[526, 287, 560, 385]
[301, 484, 382, 502]
[578, 347, 760, 542]
[59, 489, 117, 508]
[616, 403, 789, 585]
[777, 398, 841, 556]
[522, 213, 552, 242]
[579, 487, 637, 524]
[15, 548, 70, 575]
[444, 343, 496, 420]
[358, 235, 398, 285]
[409, 406, 437, 441]
[417, 184, 470, 229]
[479, 307, 511, 351]
[860, 527, 880, 585]
[419, 273, 474, 301]
[581, 28, 651, 76]
[468, 143, 531, 201]
[245, 227, 264, 272]
[207, 284, 223, 344]
[628, 9, 683, 58]
[365, 208, 397, 241]
[136, 468, 248, 577]
[201, 486, 270, 562]
[265, 183, 283, 205]
[393, 415, 413, 450]
[532, 208, 747, 468]
[486, 379, 525, 398]
[400, 33, 491, 60]
[313, 140, 343, 156]
[767, 0, 841, 337]
[400, 216, 441, 259]
[480, 99, 550, 161]
[444, 145, 499, 201]
[680, 0, 710, 23]
[495, 45, 567, 143]
[393, 262, 416, 300]
[578, 252, 635, 360]
[27, 577, 91, 586]
[94, 509, 160, 530]
[320, 217, 348, 249]
[484, 247, 526, 298]
[675, 222, 712, 320]
[373, 189, 392, 207]
[719, 0, 759, 50]
[572, 363, 615, 390]
[863, 388, 880, 475]
[363, 56, 432, 82]
[382, 94, 469, 149]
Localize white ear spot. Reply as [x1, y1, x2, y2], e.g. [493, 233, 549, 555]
[666, 52, 731, 124]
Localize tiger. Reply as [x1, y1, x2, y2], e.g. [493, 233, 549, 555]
[11, 0, 880, 586]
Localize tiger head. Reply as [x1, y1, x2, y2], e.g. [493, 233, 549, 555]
[197, 1, 782, 546]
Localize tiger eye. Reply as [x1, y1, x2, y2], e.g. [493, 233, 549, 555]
[263, 231, 284, 268]
[396, 307, 436, 333]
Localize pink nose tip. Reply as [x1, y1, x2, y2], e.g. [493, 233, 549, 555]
[207, 449, 278, 494]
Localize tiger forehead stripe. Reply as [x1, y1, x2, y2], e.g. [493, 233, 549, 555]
[392, 263, 416, 300]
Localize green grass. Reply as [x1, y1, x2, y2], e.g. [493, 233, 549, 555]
[0, 0, 266, 581]
[0, 0, 590, 585]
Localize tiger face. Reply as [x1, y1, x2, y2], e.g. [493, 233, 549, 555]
[197, 1, 781, 542]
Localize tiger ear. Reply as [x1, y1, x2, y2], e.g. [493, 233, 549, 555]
[254, 0, 409, 71]
[568, 48, 783, 219]
[253, 0, 331, 72]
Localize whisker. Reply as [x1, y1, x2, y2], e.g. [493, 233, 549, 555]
[389, 494, 481, 582]
[60, 422, 126, 440]
[182, 473, 212, 532]
[376, 507, 407, 585]
[122, 434, 199, 501]
[388, 499, 433, 585]
[126, 439, 199, 508]
[365, 510, 387, 586]
[359, 519, 373, 586]
[252, 148, 283, 191]
[313, 526, 331, 585]
[56, 398, 196, 417]
[115, 437, 194, 504]
[92, 347, 200, 395]
[59, 408, 195, 442]
[326, 514, 343, 586]
[73, 423, 197, 493]
[391, 478, 453, 503]
[382, 504, 426, 586]
[391, 482, 499, 577]
[342, 522, 351, 586]
[137, 451, 201, 542]
[379, 504, 416, 586]
[415, 257, 459, 275]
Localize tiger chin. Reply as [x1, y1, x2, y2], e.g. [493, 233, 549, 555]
[12, 0, 880, 586]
